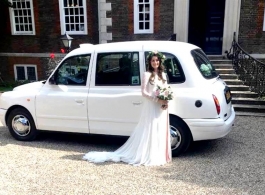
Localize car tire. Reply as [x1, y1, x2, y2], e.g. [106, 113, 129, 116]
[7, 108, 38, 141]
[170, 116, 192, 157]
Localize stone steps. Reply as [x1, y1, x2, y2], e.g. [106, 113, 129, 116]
[211, 57, 265, 116]
[219, 74, 238, 79]
[232, 104, 265, 113]
[232, 97, 265, 105]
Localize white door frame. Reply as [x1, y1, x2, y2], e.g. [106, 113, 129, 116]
[173, 0, 241, 55]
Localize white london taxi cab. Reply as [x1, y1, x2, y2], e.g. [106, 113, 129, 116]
[0, 41, 235, 156]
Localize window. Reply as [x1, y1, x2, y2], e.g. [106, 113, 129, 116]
[96, 52, 141, 86]
[144, 52, 186, 83]
[134, 0, 154, 34]
[14, 65, 37, 81]
[59, 0, 87, 35]
[191, 49, 218, 79]
[9, 0, 35, 35]
[55, 54, 90, 85]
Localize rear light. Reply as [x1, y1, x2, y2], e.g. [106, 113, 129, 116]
[212, 94, 220, 115]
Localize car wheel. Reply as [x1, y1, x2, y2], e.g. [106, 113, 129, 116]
[170, 116, 192, 157]
[7, 108, 38, 141]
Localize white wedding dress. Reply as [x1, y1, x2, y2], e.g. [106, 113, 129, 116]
[83, 72, 172, 166]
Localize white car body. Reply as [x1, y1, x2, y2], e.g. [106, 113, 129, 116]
[0, 41, 235, 154]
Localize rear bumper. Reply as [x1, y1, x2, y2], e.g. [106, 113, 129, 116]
[184, 107, 236, 141]
[0, 108, 7, 126]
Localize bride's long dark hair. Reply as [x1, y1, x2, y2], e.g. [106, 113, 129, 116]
[147, 53, 166, 84]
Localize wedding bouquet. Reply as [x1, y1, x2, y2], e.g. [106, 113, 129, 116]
[155, 85, 174, 108]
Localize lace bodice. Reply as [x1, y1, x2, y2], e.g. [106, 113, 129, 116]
[141, 72, 167, 102]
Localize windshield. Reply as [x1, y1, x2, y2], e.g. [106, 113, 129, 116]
[191, 49, 218, 79]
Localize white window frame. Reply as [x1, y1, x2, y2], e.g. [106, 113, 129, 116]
[9, 0, 36, 35]
[263, 7, 265, 31]
[134, 0, 154, 34]
[14, 64, 38, 81]
[58, 0, 88, 35]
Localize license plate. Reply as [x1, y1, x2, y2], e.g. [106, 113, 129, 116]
[225, 90, 231, 103]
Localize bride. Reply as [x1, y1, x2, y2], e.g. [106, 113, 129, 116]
[83, 51, 172, 166]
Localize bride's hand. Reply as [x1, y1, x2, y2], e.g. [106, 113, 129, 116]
[158, 99, 168, 105]
[161, 104, 168, 110]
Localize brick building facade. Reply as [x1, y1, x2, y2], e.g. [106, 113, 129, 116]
[238, 0, 265, 54]
[0, 0, 265, 82]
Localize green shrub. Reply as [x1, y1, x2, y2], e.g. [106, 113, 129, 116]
[0, 80, 31, 88]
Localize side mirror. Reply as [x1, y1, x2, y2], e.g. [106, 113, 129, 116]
[49, 75, 56, 85]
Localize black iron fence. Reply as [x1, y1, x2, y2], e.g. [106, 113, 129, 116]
[225, 32, 265, 97]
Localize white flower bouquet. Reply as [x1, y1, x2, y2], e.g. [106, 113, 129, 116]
[155, 85, 174, 108]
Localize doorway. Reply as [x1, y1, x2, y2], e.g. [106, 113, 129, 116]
[188, 0, 226, 55]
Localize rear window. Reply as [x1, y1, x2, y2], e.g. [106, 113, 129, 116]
[191, 49, 218, 79]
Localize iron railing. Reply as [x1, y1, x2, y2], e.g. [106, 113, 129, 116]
[225, 32, 265, 97]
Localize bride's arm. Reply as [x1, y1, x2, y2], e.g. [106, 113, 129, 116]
[141, 72, 158, 102]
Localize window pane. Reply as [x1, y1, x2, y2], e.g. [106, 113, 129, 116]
[145, 13, 149, 20]
[96, 52, 140, 86]
[12, 0, 33, 33]
[145, 22, 149, 29]
[27, 67, 36, 80]
[74, 8, 79, 15]
[80, 8, 84, 15]
[65, 16, 69, 23]
[63, 0, 67, 7]
[191, 49, 218, 79]
[65, 9, 69, 15]
[139, 22, 144, 30]
[56, 55, 91, 85]
[139, 13, 143, 21]
[139, 4, 144, 12]
[145, 4, 150, 12]
[16, 67, 25, 80]
[29, 25, 32, 31]
[66, 24, 70, 31]
[145, 52, 186, 83]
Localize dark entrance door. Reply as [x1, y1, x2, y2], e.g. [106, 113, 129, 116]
[188, 0, 226, 55]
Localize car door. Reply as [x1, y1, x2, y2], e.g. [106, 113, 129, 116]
[88, 51, 145, 136]
[35, 54, 91, 133]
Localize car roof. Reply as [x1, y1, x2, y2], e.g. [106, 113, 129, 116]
[67, 41, 199, 57]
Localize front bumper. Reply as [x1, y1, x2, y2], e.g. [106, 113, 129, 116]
[184, 107, 236, 141]
[0, 108, 7, 126]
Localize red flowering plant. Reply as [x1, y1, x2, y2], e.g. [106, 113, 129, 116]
[45, 49, 65, 78]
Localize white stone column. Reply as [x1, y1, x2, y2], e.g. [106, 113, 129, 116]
[173, 0, 190, 42]
[222, 0, 241, 54]
[98, 0, 112, 43]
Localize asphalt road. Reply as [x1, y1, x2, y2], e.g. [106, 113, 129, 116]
[0, 116, 264, 195]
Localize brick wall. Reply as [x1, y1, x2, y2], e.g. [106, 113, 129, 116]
[109, 0, 174, 42]
[0, 0, 99, 53]
[0, 0, 99, 81]
[238, 0, 265, 53]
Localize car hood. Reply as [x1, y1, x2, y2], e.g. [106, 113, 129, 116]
[13, 81, 45, 92]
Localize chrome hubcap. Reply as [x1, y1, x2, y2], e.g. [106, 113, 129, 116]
[170, 125, 181, 150]
[12, 115, 31, 136]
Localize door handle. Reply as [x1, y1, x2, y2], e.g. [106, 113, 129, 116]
[75, 99, 84, 104]
[132, 101, 142, 106]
